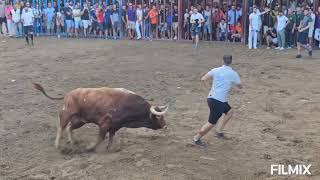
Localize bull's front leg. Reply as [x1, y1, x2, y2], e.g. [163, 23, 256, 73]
[86, 123, 110, 152]
[106, 131, 115, 149]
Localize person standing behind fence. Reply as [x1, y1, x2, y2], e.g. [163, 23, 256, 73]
[203, 5, 212, 41]
[21, 2, 34, 45]
[143, 6, 150, 39]
[111, 5, 120, 40]
[135, 4, 143, 40]
[296, 8, 313, 58]
[0, 1, 7, 35]
[314, 7, 320, 48]
[172, 5, 178, 40]
[190, 8, 204, 49]
[126, 3, 135, 39]
[121, 5, 127, 38]
[73, 4, 81, 37]
[12, 5, 22, 37]
[104, 6, 112, 38]
[148, 4, 158, 41]
[227, 5, 241, 33]
[44, 3, 55, 35]
[81, 3, 90, 37]
[183, 9, 189, 39]
[64, 2, 74, 37]
[248, 7, 269, 49]
[275, 10, 288, 50]
[56, 9, 64, 38]
[285, 9, 295, 49]
[308, 8, 315, 47]
[5, 2, 14, 37]
[96, 6, 104, 38]
[33, 4, 41, 36]
[165, 6, 172, 39]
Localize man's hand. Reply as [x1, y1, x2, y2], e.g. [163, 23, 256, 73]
[200, 73, 211, 90]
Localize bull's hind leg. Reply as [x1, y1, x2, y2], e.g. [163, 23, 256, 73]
[55, 126, 63, 149]
[86, 118, 111, 152]
[67, 117, 86, 146]
[55, 110, 74, 149]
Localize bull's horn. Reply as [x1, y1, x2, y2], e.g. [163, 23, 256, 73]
[150, 105, 169, 116]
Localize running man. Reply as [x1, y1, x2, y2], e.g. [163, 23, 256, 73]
[21, 2, 34, 45]
[192, 55, 242, 148]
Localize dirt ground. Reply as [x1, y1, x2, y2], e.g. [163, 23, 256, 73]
[0, 37, 319, 180]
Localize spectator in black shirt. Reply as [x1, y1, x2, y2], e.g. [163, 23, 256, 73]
[265, 27, 278, 49]
[172, 5, 178, 40]
[121, 5, 127, 37]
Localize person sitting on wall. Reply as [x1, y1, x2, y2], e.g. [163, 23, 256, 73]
[229, 21, 242, 42]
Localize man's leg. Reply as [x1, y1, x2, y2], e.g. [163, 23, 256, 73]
[193, 122, 214, 141]
[253, 31, 257, 49]
[248, 30, 253, 49]
[216, 109, 233, 134]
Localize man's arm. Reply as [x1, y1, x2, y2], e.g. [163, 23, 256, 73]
[259, 8, 270, 16]
[200, 72, 212, 90]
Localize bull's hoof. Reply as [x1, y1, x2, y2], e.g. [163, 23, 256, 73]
[84, 147, 96, 153]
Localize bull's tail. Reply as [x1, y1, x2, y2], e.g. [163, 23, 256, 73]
[32, 83, 64, 100]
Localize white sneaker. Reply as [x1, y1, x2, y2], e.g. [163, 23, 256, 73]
[275, 47, 281, 50]
[280, 47, 284, 50]
[267, 47, 270, 49]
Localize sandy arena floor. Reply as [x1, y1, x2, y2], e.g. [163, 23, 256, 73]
[0, 37, 319, 180]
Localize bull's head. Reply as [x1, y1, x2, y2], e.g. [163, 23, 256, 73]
[149, 105, 169, 129]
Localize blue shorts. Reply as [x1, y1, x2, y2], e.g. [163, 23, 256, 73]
[66, 20, 74, 29]
[74, 20, 81, 29]
[191, 25, 200, 36]
[46, 20, 53, 29]
[297, 32, 308, 44]
[204, 24, 211, 33]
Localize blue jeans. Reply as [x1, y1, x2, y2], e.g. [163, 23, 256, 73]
[144, 23, 150, 38]
[277, 29, 285, 48]
[34, 18, 40, 34]
[14, 22, 22, 37]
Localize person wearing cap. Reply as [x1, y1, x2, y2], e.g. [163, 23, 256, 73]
[192, 55, 242, 148]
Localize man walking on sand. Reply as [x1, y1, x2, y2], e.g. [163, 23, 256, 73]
[192, 55, 242, 148]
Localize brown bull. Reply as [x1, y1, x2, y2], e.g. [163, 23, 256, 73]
[33, 83, 168, 151]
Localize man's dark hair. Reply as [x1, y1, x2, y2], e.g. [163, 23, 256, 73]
[223, 55, 232, 65]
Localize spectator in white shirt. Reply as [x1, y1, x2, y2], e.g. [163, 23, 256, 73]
[11, 6, 21, 37]
[275, 10, 288, 50]
[248, 6, 269, 49]
[21, 2, 34, 45]
[190, 8, 204, 48]
[135, 4, 143, 40]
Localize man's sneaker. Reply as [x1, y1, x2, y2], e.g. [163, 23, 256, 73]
[215, 132, 225, 138]
[266, 47, 270, 49]
[275, 47, 281, 50]
[287, 46, 292, 49]
[192, 139, 207, 148]
[308, 49, 312, 57]
[280, 47, 285, 50]
[296, 54, 302, 58]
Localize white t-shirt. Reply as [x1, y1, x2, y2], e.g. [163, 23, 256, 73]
[21, 8, 34, 26]
[310, 13, 315, 30]
[249, 12, 261, 31]
[73, 9, 81, 21]
[276, 15, 288, 31]
[190, 12, 204, 27]
[136, 9, 143, 23]
[11, 9, 21, 23]
[208, 65, 241, 102]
